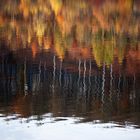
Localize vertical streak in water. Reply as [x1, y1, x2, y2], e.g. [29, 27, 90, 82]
[78, 59, 81, 87]
[59, 60, 62, 86]
[89, 60, 91, 86]
[2, 55, 6, 94]
[63, 71, 66, 88]
[2, 54, 4, 73]
[69, 74, 72, 92]
[95, 75, 98, 95]
[101, 63, 105, 112]
[133, 74, 136, 109]
[24, 58, 28, 95]
[83, 60, 86, 94]
[88, 60, 92, 99]
[52, 56, 56, 94]
[109, 64, 113, 102]
[123, 75, 126, 92]
[44, 62, 46, 81]
[117, 72, 121, 106]
[37, 61, 41, 90]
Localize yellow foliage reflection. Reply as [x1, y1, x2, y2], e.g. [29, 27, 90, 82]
[0, 0, 139, 67]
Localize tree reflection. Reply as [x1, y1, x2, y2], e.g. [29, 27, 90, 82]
[0, 0, 140, 127]
[0, 47, 139, 126]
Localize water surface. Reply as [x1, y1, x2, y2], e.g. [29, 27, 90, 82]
[0, 0, 140, 140]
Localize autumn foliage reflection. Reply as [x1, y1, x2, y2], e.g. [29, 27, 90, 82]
[0, 0, 140, 127]
[0, 0, 139, 67]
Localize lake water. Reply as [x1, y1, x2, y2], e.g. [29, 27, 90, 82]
[0, 0, 140, 140]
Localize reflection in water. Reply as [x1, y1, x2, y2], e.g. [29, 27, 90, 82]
[0, 0, 140, 134]
[0, 47, 140, 128]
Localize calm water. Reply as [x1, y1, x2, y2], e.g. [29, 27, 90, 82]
[0, 0, 140, 140]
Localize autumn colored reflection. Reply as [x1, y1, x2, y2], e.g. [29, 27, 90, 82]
[0, 0, 140, 128]
[0, 45, 140, 127]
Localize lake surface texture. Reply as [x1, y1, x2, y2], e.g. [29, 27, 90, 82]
[0, 0, 140, 140]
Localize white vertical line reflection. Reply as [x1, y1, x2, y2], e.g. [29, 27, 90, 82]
[59, 60, 62, 86]
[101, 63, 105, 112]
[88, 60, 92, 100]
[109, 64, 113, 102]
[78, 59, 81, 87]
[83, 60, 86, 94]
[132, 74, 136, 109]
[38, 61, 41, 89]
[24, 58, 28, 95]
[52, 55, 56, 94]
[89, 60, 91, 86]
